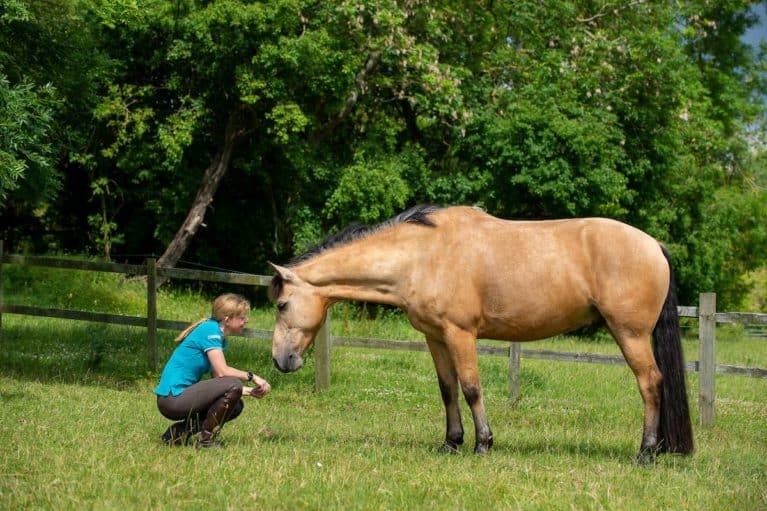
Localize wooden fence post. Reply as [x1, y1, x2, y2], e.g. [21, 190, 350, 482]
[146, 258, 158, 372]
[314, 310, 331, 391]
[509, 342, 521, 403]
[698, 292, 716, 427]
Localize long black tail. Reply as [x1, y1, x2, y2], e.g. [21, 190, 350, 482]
[652, 246, 694, 454]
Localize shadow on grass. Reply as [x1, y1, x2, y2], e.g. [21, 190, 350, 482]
[1, 324, 143, 389]
[157, 411, 653, 466]
[263, 424, 638, 463]
[493, 437, 637, 462]
[0, 390, 26, 401]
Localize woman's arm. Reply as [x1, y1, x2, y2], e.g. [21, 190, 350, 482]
[206, 349, 271, 397]
[207, 349, 248, 379]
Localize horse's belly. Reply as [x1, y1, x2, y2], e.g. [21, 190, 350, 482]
[478, 303, 600, 342]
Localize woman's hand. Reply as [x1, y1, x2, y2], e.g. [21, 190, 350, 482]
[247, 377, 271, 399]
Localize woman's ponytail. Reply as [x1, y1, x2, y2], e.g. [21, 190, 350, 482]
[174, 318, 207, 343]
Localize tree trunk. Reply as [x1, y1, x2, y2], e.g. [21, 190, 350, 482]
[156, 109, 250, 280]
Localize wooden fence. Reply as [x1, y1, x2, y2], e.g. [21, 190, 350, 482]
[1, 243, 766, 429]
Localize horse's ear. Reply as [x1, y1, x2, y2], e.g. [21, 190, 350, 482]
[268, 262, 297, 283]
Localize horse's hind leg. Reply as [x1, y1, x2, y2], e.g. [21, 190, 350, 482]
[614, 333, 663, 464]
[426, 337, 464, 452]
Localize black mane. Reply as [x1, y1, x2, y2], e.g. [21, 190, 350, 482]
[289, 204, 441, 266]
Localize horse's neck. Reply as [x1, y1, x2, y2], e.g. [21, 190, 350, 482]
[296, 239, 411, 307]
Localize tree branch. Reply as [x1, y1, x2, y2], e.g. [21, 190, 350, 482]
[311, 51, 381, 143]
[577, 0, 646, 24]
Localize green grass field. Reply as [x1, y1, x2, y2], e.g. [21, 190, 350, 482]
[1, 266, 765, 510]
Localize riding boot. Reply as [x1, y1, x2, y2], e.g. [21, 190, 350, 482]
[162, 417, 201, 446]
[196, 384, 243, 449]
[161, 421, 190, 446]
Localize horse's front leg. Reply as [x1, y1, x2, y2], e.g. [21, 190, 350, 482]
[445, 328, 493, 455]
[426, 337, 464, 453]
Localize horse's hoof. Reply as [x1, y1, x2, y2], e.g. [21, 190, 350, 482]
[472, 432, 493, 455]
[635, 450, 658, 466]
[437, 442, 461, 455]
[473, 444, 491, 455]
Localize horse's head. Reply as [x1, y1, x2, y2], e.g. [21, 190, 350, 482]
[268, 263, 329, 373]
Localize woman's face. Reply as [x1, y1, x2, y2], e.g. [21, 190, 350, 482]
[223, 312, 249, 334]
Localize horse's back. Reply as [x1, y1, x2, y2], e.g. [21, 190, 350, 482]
[424, 207, 669, 341]
[433, 206, 664, 274]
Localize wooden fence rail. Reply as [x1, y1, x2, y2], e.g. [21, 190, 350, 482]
[2, 244, 766, 428]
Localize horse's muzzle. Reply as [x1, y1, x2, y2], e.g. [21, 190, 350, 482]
[272, 354, 303, 373]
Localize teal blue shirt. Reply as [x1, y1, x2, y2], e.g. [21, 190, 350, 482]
[154, 319, 228, 396]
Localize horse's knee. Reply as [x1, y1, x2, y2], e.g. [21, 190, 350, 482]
[437, 376, 455, 405]
[461, 382, 481, 407]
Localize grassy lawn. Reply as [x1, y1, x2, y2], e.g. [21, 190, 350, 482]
[0, 266, 765, 509]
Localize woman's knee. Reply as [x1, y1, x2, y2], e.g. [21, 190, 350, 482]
[227, 399, 244, 422]
[221, 376, 243, 398]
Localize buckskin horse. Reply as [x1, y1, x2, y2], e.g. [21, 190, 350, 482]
[268, 205, 693, 463]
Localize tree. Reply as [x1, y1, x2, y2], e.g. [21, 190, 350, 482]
[157, 106, 255, 270]
[0, 0, 114, 252]
[451, 0, 767, 305]
[10, 0, 765, 307]
[0, 76, 57, 208]
[86, 0, 482, 270]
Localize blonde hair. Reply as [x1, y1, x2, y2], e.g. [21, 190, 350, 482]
[174, 293, 251, 343]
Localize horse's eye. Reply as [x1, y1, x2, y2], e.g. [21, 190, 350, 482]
[277, 301, 288, 312]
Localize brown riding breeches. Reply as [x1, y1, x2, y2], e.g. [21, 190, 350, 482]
[157, 376, 244, 426]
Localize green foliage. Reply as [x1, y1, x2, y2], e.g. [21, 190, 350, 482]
[0, 0, 117, 257]
[267, 102, 310, 145]
[741, 267, 767, 311]
[324, 153, 414, 225]
[87, 177, 125, 259]
[0, 0, 29, 22]
[0, 76, 59, 208]
[454, 0, 767, 305]
[92, 84, 156, 160]
[0, 0, 765, 308]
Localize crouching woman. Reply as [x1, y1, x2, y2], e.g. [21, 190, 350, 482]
[154, 293, 271, 448]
